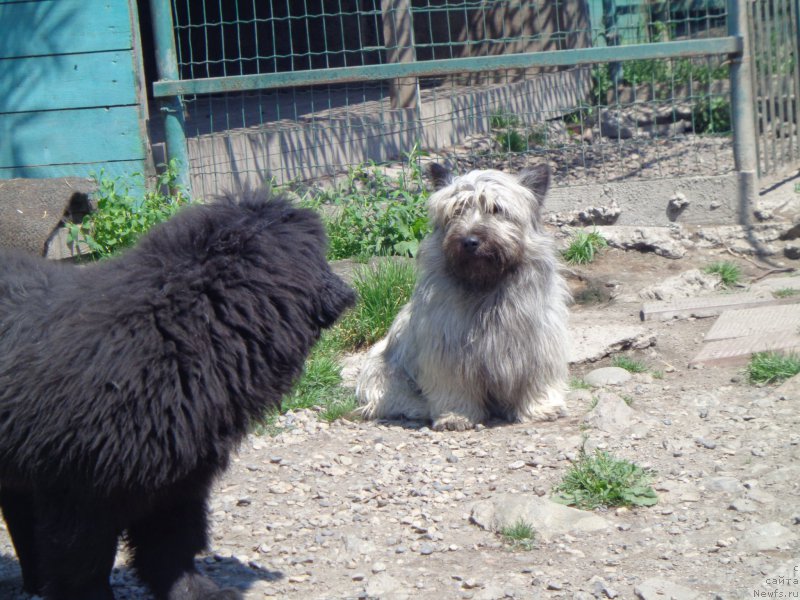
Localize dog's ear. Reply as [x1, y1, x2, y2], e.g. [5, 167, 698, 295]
[426, 163, 453, 190]
[518, 164, 551, 205]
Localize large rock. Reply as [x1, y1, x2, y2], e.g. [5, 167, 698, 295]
[569, 322, 657, 364]
[469, 493, 610, 542]
[742, 522, 797, 552]
[0, 177, 95, 257]
[634, 578, 699, 600]
[638, 269, 722, 301]
[583, 391, 637, 434]
[594, 226, 687, 259]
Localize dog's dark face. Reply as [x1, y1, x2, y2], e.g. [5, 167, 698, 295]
[427, 164, 552, 291]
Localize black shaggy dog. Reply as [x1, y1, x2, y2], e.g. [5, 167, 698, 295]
[0, 191, 355, 600]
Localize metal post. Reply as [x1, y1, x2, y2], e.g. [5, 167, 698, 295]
[149, 0, 192, 194]
[382, 0, 419, 110]
[728, 0, 758, 222]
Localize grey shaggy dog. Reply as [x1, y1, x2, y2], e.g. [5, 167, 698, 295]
[0, 191, 355, 600]
[357, 164, 570, 431]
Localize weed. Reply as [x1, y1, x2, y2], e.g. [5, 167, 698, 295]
[498, 518, 536, 551]
[704, 261, 741, 287]
[570, 377, 591, 390]
[495, 129, 528, 153]
[67, 159, 189, 258]
[692, 96, 731, 134]
[612, 355, 648, 373]
[774, 288, 800, 298]
[621, 395, 634, 406]
[332, 259, 416, 352]
[553, 448, 658, 510]
[319, 394, 359, 423]
[489, 108, 521, 129]
[652, 370, 664, 380]
[305, 145, 430, 260]
[562, 230, 608, 265]
[747, 351, 800, 384]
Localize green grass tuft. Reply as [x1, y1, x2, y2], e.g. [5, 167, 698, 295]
[747, 351, 800, 384]
[774, 288, 800, 299]
[612, 355, 648, 373]
[570, 376, 591, 390]
[553, 449, 658, 510]
[498, 518, 536, 551]
[562, 230, 607, 265]
[332, 259, 416, 351]
[704, 261, 741, 288]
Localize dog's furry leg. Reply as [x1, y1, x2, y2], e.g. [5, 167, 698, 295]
[418, 374, 488, 431]
[356, 306, 430, 423]
[356, 338, 429, 422]
[515, 382, 568, 422]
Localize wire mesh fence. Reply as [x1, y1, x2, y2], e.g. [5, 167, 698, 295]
[155, 0, 769, 201]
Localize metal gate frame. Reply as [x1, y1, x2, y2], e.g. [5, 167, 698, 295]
[147, 0, 759, 219]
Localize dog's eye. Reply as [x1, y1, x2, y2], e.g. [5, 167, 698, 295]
[452, 206, 464, 217]
[491, 205, 503, 215]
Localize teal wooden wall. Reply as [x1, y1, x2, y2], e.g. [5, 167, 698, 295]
[0, 0, 150, 180]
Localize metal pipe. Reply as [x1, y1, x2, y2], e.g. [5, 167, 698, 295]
[728, 0, 758, 223]
[148, 0, 192, 194]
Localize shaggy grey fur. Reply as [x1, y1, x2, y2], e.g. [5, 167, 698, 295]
[0, 191, 355, 600]
[356, 165, 570, 431]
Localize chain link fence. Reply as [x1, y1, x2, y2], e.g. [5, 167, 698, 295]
[147, 0, 795, 223]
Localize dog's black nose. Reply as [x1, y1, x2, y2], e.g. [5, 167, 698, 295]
[462, 236, 480, 252]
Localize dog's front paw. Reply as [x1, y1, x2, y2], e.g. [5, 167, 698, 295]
[432, 413, 476, 431]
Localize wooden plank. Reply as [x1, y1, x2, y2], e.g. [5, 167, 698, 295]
[0, 106, 146, 169]
[705, 304, 800, 341]
[1, 51, 137, 113]
[689, 332, 800, 367]
[0, 160, 145, 180]
[0, 0, 132, 59]
[640, 292, 783, 321]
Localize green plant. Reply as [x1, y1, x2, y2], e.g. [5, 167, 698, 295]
[553, 448, 658, 510]
[747, 351, 800, 384]
[332, 259, 416, 351]
[67, 160, 190, 258]
[319, 394, 359, 423]
[704, 261, 741, 287]
[305, 146, 430, 260]
[591, 64, 613, 105]
[774, 288, 800, 298]
[692, 96, 731, 134]
[498, 518, 536, 551]
[495, 129, 528, 153]
[570, 376, 591, 390]
[652, 370, 664, 380]
[562, 230, 608, 265]
[612, 355, 647, 374]
[489, 108, 521, 129]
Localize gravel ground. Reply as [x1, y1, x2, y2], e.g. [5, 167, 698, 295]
[1, 243, 798, 600]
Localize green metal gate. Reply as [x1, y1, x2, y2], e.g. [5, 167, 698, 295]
[146, 0, 775, 225]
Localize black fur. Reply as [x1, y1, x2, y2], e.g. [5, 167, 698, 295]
[0, 191, 355, 600]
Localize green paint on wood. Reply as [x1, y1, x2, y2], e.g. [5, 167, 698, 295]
[1, 51, 137, 114]
[0, 0, 132, 59]
[1, 106, 146, 169]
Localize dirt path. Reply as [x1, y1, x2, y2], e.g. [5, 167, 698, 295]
[1, 247, 798, 600]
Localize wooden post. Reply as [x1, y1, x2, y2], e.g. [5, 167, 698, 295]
[381, 0, 418, 109]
